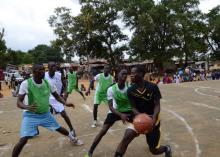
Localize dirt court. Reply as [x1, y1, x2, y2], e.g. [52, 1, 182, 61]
[0, 80, 220, 157]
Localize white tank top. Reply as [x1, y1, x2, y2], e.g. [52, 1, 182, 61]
[45, 72, 63, 97]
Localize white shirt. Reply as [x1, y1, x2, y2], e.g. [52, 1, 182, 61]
[107, 84, 128, 113]
[45, 72, 62, 100]
[19, 78, 57, 106]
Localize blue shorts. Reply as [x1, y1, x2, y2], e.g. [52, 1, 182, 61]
[20, 111, 60, 138]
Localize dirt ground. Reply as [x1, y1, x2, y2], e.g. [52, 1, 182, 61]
[0, 80, 220, 157]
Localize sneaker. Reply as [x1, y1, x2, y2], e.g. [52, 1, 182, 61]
[70, 137, 84, 146]
[70, 130, 76, 137]
[165, 145, 172, 157]
[91, 120, 97, 128]
[84, 152, 92, 157]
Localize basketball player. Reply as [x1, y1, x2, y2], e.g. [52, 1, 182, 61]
[114, 65, 172, 157]
[84, 69, 133, 157]
[45, 62, 83, 145]
[12, 63, 82, 157]
[85, 65, 113, 128]
[65, 66, 85, 100]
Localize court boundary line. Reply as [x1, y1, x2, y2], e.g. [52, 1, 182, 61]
[165, 109, 201, 157]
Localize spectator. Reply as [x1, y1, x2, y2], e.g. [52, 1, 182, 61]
[11, 74, 16, 89]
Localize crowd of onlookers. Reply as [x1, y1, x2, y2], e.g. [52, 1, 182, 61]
[1, 66, 220, 98]
[145, 69, 220, 84]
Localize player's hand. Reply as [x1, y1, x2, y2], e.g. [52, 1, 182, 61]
[27, 103, 38, 112]
[120, 114, 128, 124]
[65, 103, 75, 109]
[63, 92, 68, 101]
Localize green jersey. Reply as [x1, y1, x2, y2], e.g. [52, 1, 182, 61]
[27, 78, 50, 113]
[68, 71, 77, 87]
[96, 73, 113, 97]
[112, 83, 132, 112]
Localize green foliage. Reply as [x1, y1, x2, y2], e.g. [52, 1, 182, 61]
[0, 28, 7, 68]
[117, 0, 209, 67]
[49, 1, 128, 68]
[206, 5, 220, 60]
[28, 44, 63, 64]
[2, 1, 220, 69]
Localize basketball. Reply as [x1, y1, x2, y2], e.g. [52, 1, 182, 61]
[133, 113, 153, 134]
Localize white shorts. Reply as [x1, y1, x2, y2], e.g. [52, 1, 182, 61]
[49, 99, 65, 113]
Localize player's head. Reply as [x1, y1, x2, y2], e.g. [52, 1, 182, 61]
[130, 65, 145, 83]
[32, 63, 45, 80]
[118, 69, 128, 83]
[69, 66, 74, 72]
[103, 65, 111, 75]
[48, 61, 56, 74]
[56, 62, 61, 70]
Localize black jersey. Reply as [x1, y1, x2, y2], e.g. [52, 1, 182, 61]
[127, 81, 162, 115]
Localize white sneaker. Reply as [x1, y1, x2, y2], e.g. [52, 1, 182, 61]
[91, 120, 97, 128]
[70, 137, 84, 146]
[70, 130, 75, 137]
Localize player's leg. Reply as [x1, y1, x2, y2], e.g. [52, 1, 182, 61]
[12, 112, 40, 157]
[146, 122, 172, 157]
[60, 110, 75, 135]
[75, 87, 86, 100]
[87, 113, 119, 156]
[12, 137, 30, 157]
[42, 112, 83, 146]
[65, 85, 73, 101]
[50, 100, 74, 134]
[114, 128, 138, 157]
[86, 124, 112, 157]
[92, 104, 99, 127]
[92, 92, 102, 127]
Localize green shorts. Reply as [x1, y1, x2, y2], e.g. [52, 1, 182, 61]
[67, 86, 80, 94]
[94, 93, 108, 105]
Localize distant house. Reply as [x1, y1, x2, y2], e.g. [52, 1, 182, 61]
[6, 64, 18, 72]
[210, 60, 220, 70]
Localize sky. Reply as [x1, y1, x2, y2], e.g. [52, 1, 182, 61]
[0, 0, 220, 52]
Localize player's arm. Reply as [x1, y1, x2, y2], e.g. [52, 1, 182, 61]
[107, 87, 128, 123]
[17, 94, 38, 112]
[152, 85, 162, 125]
[108, 99, 129, 124]
[17, 94, 27, 109]
[127, 90, 140, 115]
[61, 73, 67, 95]
[76, 73, 79, 88]
[17, 81, 37, 112]
[52, 91, 74, 108]
[85, 81, 92, 95]
[85, 75, 96, 95]
[152, 99, 160, 125]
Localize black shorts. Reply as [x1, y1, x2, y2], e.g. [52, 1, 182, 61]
[145, 122, 161, 149]
[104, 112, 134, 125]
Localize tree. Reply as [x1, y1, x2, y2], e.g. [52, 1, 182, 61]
[164, 0, 208, 66]
[0, 28, 7, 68]
[118, 0, 207, 68]
[5, 49, 26, 65]
[205, 5, 220, 61]
[49, 1, 128, 69]
[48, 7, 76, 62]
[29, 44, 63, 63]
[22, 53, 34, 64]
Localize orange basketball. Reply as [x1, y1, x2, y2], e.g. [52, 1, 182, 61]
[133, 113, 153, 134]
